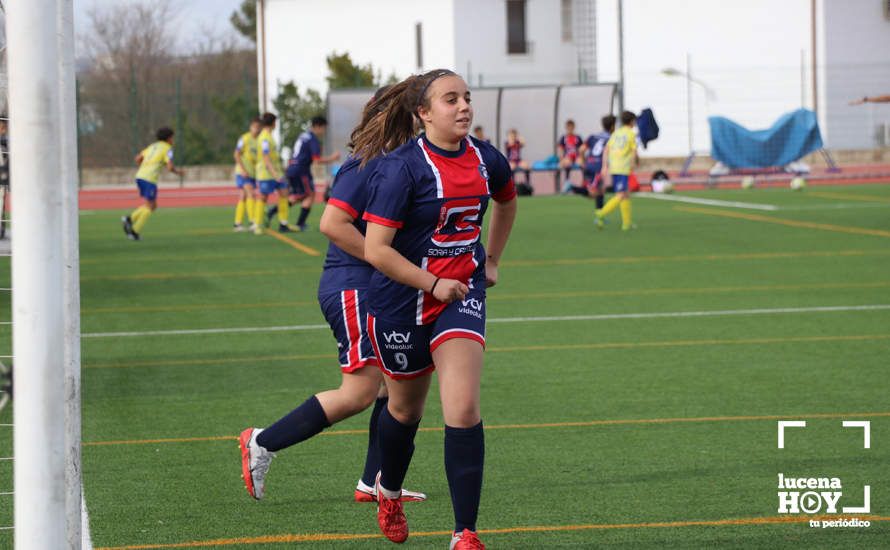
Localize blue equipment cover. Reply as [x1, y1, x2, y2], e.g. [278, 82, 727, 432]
[708, 109, 823, 169]
[531, 155, 559, 170]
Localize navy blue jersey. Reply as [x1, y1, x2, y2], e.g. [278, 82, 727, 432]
[288, 130, 321, 177]
[363, 135, 516, 325]
[558, 133, 583, 160]
[317, 155, 377, 295]
[584, 131, 611, 169]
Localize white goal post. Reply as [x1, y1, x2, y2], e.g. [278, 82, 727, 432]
[7, 0, 82, 548]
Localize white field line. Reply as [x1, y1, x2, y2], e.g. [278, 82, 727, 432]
[81, 304, 890, 339]
[638, 192, 779, 210]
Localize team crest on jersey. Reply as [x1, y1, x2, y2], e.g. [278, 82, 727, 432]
[478, 163, 489, 181]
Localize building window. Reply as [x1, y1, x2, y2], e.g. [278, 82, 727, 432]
[506, 0, 527, 54]
[561, 0, 572, 42]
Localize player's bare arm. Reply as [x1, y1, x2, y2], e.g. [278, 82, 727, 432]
[484, 196, 517, 288]
[364, 222, 467, 303]
[319, 204, 365, 260]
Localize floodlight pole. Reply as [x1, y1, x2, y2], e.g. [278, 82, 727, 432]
[8, 0, 79, 548]
[686, 52, 693, 153]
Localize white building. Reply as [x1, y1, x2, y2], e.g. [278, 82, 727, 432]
[257, 0, 890, 156]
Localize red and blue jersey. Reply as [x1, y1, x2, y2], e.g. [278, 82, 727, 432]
[317, 155, 377, 295]
[584, 131, 611, 171]
[363, 135, 516, 325]
[287, 130, 321, 178]
[505, 140, 523, 163]
[558, 133, 582, 161]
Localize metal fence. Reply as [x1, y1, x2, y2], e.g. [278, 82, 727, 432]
[77, 73, 258, 170]
[327, 83, 618, 166]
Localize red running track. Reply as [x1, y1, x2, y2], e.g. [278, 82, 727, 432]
[79, 185, 329, 210]
[78, 168, 890, 211]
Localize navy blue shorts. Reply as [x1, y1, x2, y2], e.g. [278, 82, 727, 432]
[319, 289, 377, 372]
[235, 174, 256, 189]
[288, 173, 314, 198]
[368, 291, 486, 380]
[136, 178, 157, 201]
[258, 179, 286, 196]
[612, 174, 629, 193]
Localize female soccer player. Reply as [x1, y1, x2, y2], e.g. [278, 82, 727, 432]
[504, 128, 531, 184]
[358, 70, 517, 549]
[121, 127, 184, 240]
[252, 112, 290, 234]
[232, 117, 261, 232]
[597, 110, 638, 230]
[239, 88, 425, 506]
[577, 114, 616, 208]
[269, 116, 340, 231]
[557, 118, 582, 193]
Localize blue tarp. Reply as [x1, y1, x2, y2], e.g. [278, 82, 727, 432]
[708, 109, 823, 169]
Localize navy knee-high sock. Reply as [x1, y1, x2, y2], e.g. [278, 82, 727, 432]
[360, 397, 388, 486]
[595, 193, 604, 210]
[297, 206, 311, 226]
[444, 422, 484, 533]
[377, 406, 419, 492]
[256, 395, 331, 452]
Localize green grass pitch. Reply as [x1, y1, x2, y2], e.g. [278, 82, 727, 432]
[1, 184, 889, 548]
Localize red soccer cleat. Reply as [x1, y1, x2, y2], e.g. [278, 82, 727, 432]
[355, 478, 427, 503]
[450, 529, 485, 549]
[376, 473, 408, 543]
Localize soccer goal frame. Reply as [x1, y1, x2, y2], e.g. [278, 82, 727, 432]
[7, 1, 82, 548]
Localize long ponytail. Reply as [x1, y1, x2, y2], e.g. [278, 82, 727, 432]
[350, 69, 456, 167]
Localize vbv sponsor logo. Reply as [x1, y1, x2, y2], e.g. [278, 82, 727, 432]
[382, 331, 411, 344]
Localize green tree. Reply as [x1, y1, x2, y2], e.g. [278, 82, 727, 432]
[230, 0, 256, 43]
[272, 81, 325, 149]
[326, 52, 375, 89]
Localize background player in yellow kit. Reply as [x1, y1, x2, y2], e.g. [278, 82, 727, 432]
[253, 113, 290, 234]
[596, 111, 638, 231]
[233, 117, 261, 232]
[122, 127, 184, 240]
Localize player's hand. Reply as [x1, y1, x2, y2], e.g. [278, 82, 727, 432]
[332, 151, 341, 161]
[849, 97, 867, 106]
[432, 278, 468, 303]
[485, 263, 498, 288]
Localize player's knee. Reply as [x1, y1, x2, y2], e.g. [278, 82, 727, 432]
[444, 401, 480, 428]
[387, 401, 423, 425]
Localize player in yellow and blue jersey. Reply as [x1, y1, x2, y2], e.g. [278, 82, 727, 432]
[233, 117, 261, 232]
[252, 112, 290, 234]
[122, 127, 184, 240]
[596, 111, 638, 231]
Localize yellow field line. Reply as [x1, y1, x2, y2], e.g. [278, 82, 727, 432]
[94, 515, 890, 549]
[82, 300, 317, 314]
[80, 280, 890, 315]
[487, 333, 890, 353]
[72, 249, 890, 282]
[82, 410, 890, 447]
[86, 353, 337, 369]
[265, 229, 321, 256]
[80, 268, 311, 282]
[807, 190, 890, 204]
[500, 248, 890, 267]
[75, 248, 890, 270]
[488, 280, 890, 302]
[675, 206, 890, 238]
[84, 333, 890, 370]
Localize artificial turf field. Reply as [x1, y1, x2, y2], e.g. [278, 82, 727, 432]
[2, 183, 890, 548]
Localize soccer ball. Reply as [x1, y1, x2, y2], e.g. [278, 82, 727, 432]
[740, 176, 755, 189]
[651, 179, 674, 194]
[790, 177, 807, 191]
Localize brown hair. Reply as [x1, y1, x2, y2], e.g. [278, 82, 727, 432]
[350, 69, 457, 167]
